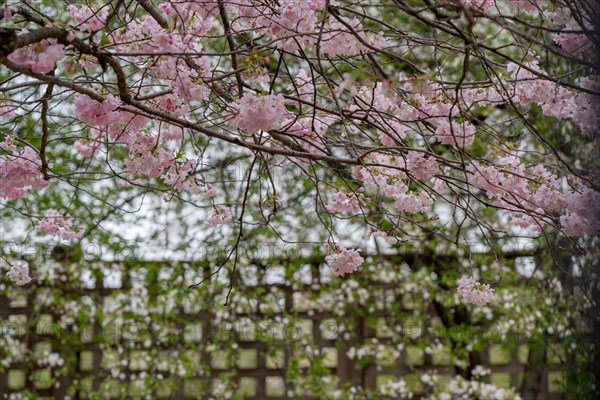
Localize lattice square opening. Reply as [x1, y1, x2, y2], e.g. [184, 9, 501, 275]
[238, 348, 258, 369]
[266, 350, 285, 369]
[489, 345, 511, 365]
[239, 377, 257, 397]
[265, 376, 285, 397]
[8, 369, 25, 390]
[322, 346, 338, 368]
[490, 372, 511, 388]
[548, 371, 566, 393]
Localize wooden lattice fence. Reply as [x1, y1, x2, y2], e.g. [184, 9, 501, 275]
[0, 252, 570, 399]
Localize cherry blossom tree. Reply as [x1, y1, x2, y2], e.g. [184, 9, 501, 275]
[0, 0, 599, 397]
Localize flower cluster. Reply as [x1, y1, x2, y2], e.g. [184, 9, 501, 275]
[354, 153, 434, 214]
[73, 95, 204, 193]
[423, 373, 522, 400]
[36, 209, 84, 241]
[207, 206, 233, 227]
[378, 379, 412, 399]
[560, 186, 600, 236]
[325, 244, 363, 276]
[457, 276, 495, 306]
[73, 94, 149, 139]
[74, 94, 123, 128]
[407, 152, 438, 180]
[349, 83, 479, 149]
[325, 189, 369, 213]
[6, 260, 32, 286]
[68, 5, 107, 32]
[38, 352, 65, 368]
[346, 339, 402, 363]
[507, 60, 599, 134]
[108, 4, 213, 104]
[123, 134, 175, 179]
[124, 132, 202, 192]
[74, 128, 103, 158]
[434, 119, 476, 147]
[229, 0, 382, 56]
[7, 38, 65, 74]
[470, 151, 600, 236]
[0, 139, 49, 199]
[229, 93, 289, 133]
[320, 16, 385, 57]
[549, 7, 592, 54]
[266, 0, 324, 52]
[508, 0, 538, 13]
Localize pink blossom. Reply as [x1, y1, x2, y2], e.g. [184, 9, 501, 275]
[560, 186, 600, 236]
[434, 119, 476, 147]
[554, 31, 592, 54]
[68, 5, 107, 32]
[7, 38, 66, 74]
[207, 206, 233, 227]
[392, 190, 433, 213]
[560, 211, 600, 237]
[507, 61, 557, 106]
[457, 276, 495, 306]
[74, 140, 101, 158]
[107, 8, 212, 105]
[74, 129, 103, 158]
[160, 125, 186, 141]
[510, 212, 539, 229]
[3, 5, 12, 20]
[74, 94, 122, 127]
[269, 1, 320, 52]
[321, 16, 384, 57]
[325, 244, 363, 277]
[506, 61, 599, 134]
[379, 126, 408, 147]
[36, 209, 84, 241]
[353, 153, 435, 214]
[307, 0, 328, 10]
[508, 0, 538, 12]
[162, 159, 199, 192]
[0, 139, 49, 198]
[407, 152, 438, 180]
[6, 260, 32, 286]
[124, 133, 174, 178]
[325, 189, 369, 213]
[571, 77, 600, 133]
[158, 1, 218, 25]
[229, 93, 289, 133]
[155, 94, 190, 116]
[353, 153, 408, 195]
[565, 186, 600, 221]
[460, 0, 494, 10]
[202, 187, 218, 198]
[122, 132, 203, 192]
[469, 154, 600, 235]
[0, 99, 16, 119]
[549, 7, 592, 54]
